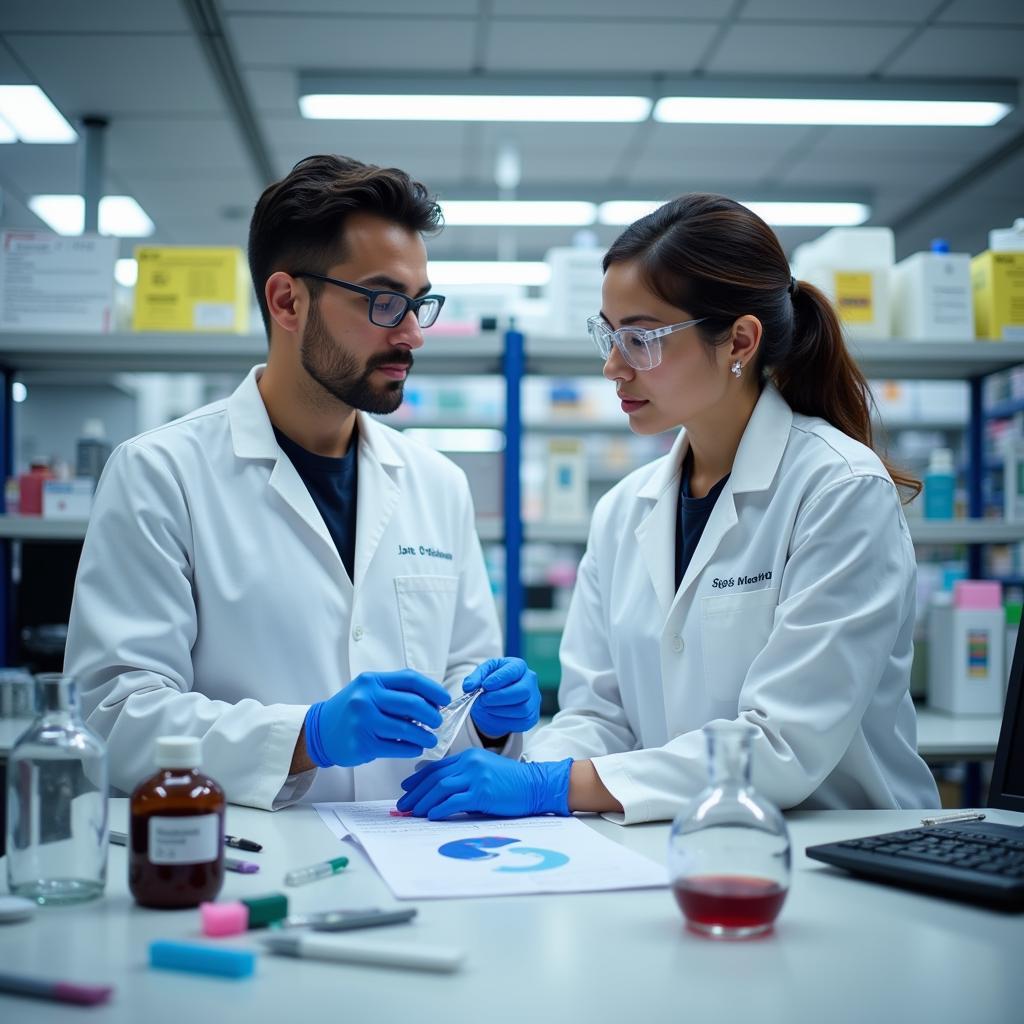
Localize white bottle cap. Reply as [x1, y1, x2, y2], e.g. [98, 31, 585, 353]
[155, 735, 202, 768]
[80, 418, 106, 440]
[928, 447, 954, 473]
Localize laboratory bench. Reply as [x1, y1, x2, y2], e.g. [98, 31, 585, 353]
[0, 798, 1021, 1024]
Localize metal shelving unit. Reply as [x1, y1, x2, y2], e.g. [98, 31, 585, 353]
[3, 330, 1024, 661]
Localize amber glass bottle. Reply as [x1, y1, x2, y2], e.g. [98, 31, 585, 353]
[129, 736, 225, 909]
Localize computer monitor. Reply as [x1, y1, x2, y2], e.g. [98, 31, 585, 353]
[989, 616, 1024, 812]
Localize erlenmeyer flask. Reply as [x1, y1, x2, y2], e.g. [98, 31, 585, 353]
[667, 720, 790, 938]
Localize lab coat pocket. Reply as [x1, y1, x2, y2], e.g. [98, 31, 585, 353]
[700, 589, 778, 704]
[395, 575, 459, 681]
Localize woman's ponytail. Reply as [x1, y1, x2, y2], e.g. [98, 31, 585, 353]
[776, 280, 921, 501]
[604, 193, 921, 501]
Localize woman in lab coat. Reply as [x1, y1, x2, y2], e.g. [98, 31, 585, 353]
[399, 193, 940, 823]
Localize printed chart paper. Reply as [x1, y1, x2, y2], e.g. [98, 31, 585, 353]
[315, 800, 668, 900]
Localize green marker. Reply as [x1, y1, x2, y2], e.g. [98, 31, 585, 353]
[284, 855, 349, 887]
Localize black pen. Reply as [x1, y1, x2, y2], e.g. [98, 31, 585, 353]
[225, 834, 263, 853]
[108, 831, 260, 874]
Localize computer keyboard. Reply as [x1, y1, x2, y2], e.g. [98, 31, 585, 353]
[806, 823, 1024, 908]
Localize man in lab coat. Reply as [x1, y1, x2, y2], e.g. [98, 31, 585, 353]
[65, 155, 539, 809]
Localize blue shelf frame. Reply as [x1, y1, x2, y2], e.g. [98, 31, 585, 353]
[502, 327, 524, 657]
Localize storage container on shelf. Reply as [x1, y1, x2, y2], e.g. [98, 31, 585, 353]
[971, 218, 1024, 342]
[891, 239, 974, 342]
[791, 227, 894, 341]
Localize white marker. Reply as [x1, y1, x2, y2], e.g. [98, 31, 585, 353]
[262, 932, 464, 973]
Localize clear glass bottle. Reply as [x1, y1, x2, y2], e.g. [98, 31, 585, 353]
[668, 721, 790, 939]
[5, 674, 108, 904]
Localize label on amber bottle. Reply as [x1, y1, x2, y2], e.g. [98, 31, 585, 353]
[148, 814, 219, 865]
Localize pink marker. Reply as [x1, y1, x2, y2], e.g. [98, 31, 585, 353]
[0, 971, 113, 1006]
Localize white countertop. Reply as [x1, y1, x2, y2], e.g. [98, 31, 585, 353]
[1, 799, 1021, 1024]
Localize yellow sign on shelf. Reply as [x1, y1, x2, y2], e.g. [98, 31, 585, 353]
[833, 271, 874, 324]
[132, 246, 250, 333]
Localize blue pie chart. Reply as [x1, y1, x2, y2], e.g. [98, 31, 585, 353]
[438, 836, 518, 860]
[437, 836, 569, 872]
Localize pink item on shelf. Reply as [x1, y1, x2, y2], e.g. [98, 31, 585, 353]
[200, 900, 248, 937]
[953, 580, 1003, 611]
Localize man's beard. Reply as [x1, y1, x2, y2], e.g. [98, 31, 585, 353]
[299, 303, 412, 415]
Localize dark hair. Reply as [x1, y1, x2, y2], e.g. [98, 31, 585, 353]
[247, 154, 443, 336]
[603, 193, 920, 500]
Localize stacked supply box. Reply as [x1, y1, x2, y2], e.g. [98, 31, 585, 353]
[928, 581, 1006, 715]
[133, 246, 250, 333]
[792, 227, 894, 340]
[545, 247, 604, 338]
[972, 250, 1024, 341]
[892, 241, 974, 341]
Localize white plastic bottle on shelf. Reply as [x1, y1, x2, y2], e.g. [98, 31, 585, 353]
[75, 419, 112, 490]
[791, 227, 894, 340]
[989, 218, 1024, 252]
[891, 239, 974, 342]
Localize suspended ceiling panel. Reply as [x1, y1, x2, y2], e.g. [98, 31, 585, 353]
[0, 0, 1020, 262]
[226, 15, 478, 72]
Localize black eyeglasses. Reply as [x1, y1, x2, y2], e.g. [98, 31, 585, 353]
[292, 271, 445, 329]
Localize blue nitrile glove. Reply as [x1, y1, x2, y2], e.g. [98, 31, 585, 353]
[304, 670, 450, 768]
[396, 748, 573, 820]
[463, 658, 541, 737]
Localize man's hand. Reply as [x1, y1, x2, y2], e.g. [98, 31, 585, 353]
[303, 670, 450, 768]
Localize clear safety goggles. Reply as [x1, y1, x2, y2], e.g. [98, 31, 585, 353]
[586, 315, 707, 371]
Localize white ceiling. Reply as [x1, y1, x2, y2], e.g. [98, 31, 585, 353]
[0, 0, 1021, 263]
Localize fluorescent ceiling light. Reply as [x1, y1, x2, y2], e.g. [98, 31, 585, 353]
[442, 201, 596, 227]
[401, 428, 505, 453]
[300, 94, 651, 123]
[429, 261, 550, 286]
[12, 382, 27, 404]
[0, 85, 77, 142]
[28, 195, 155, 237]
[653, 96, 1011, 127]
[115, 258, 138, 287]
[598, 200, 869, 227]
[0, 115, 16, 143]
[598, 201, 662, 224]
[741, 201, 870, 226]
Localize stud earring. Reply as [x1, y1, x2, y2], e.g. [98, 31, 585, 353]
[731, 360, 742, 379]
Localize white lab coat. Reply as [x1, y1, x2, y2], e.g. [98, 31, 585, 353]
[65, 366, 511, 810]
[525, 384, 939, 824]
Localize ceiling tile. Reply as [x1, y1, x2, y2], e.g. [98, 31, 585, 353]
[4, 34, 224, 116]
[739, 0, 941, 22]
[243, 69, 296, 116]
[484, 19, 717, 72]
[938, 1, 1024, 25]
[706, 23, 912, 74]
[227, 14, 477, 70]
[0, 143, 80, 195]
[262, 118, 465, 152]
[0, 37, 31, 82]
[621, 124, 814, 187]
[883, 26, 1024, 77]
[0, 1, 189, 31]
[106, 118, 252, 174]
[270, 143, 464, 186]
[492, 0, 730, 14]
[223, 0, 479, 12]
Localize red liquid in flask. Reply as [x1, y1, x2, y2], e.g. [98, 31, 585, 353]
[673, 875, 786, 936]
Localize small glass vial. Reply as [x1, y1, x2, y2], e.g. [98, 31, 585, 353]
[129, 735, 225, 909]
[668, 721, 791, 939]
[5, 674, 108, 904]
